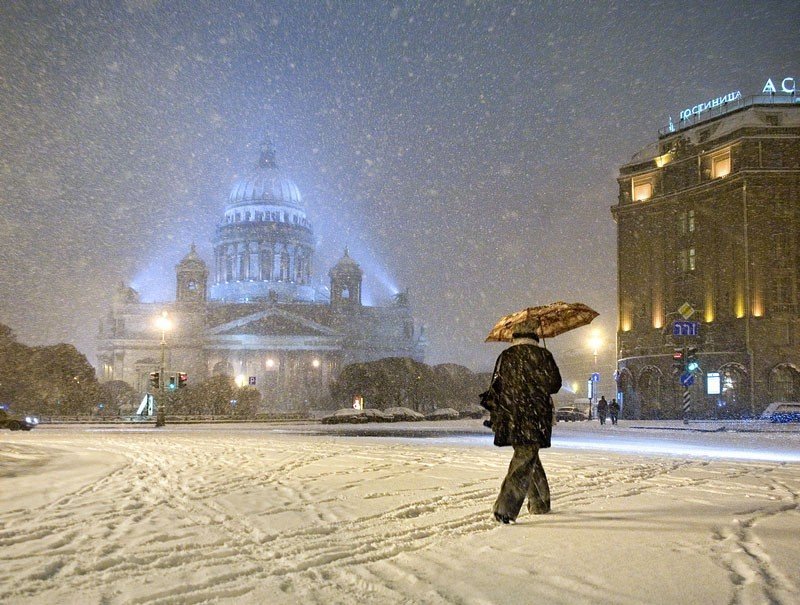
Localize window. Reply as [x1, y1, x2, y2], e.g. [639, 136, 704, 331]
[632, 176, 653, 201]
[679, 248, 696, 272]
[775, 233, 790, 266]
[711, 150, 731, 179]
[679, 210, 696, 235]
[774, 275, 793, 308]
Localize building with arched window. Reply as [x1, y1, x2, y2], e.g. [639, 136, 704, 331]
[612, 86, 800, 418]
[96, 138, 426, 410]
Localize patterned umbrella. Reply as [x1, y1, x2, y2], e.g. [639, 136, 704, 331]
[485, 301, 599, 342]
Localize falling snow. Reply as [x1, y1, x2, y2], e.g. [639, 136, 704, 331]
[1, 2, 797, 369]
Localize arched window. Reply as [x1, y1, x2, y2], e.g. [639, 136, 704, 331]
[225, 246, 235, 282]
[718, 363, 749, 418]
[248, 242, 259, 279]
[770, 364, 800, 403]
[638, 366, 667, 419]
[237, 244, 247, 280]
[617, 368, 636, 419]
[260, 246, 273, 281]
[280, 252, 290, 281]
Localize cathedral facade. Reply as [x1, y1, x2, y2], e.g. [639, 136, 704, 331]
[97, 139, 426, 409]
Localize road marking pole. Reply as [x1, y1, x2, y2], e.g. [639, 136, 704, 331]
[683, 387, 691, 425]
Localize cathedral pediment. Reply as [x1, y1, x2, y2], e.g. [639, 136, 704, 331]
[207, 308, 339, 338]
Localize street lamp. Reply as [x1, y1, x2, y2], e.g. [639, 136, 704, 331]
[587, 329, 603, 418]
[154, 310, 172, 427]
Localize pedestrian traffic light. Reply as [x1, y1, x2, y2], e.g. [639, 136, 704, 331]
[149, 371, 160, 389]
[177, 372, 188, 388]
[672, 348, 684, 376]
[686, 346, 700, 372]
[168, 374, 177, 390]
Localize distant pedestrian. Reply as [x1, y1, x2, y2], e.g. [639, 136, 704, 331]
[609, 398, 620, 425]
[480, 331, 562, 524]
[597, 396, 608, 425]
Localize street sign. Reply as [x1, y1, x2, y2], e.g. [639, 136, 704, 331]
[706, 372, 721, 395]
[591, 372, 600, 382]
[248, 376, 256, 386]
[678, 302, 695, 319]
[680, 372, 695, 387]
[673, 320, 699, 336]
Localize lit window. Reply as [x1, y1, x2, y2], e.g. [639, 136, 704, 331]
[711, 151, 731, 179]
[679, 248, 696, 272]
[632, 177, 653, 201]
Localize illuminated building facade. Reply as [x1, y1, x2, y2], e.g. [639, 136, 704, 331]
[97, 139, 426, 409]
[612, 89, 800, 418]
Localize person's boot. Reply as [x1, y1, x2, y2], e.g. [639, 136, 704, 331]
[528, 501, 550, 515]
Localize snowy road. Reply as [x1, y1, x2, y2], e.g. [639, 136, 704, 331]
[1, 422, 799, 604]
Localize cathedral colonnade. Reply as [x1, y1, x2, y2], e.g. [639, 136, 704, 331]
[214, 241, 311, 285]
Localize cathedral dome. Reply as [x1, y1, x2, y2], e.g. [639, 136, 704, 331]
[211, 135, 316, 304]
[227, 137, 303, 208]
[228, 173, 302, 207]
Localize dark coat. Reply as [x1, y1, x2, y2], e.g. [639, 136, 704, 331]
[481, 343, 562, 448]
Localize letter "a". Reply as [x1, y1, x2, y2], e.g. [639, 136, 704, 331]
[763, 79, 777, 94]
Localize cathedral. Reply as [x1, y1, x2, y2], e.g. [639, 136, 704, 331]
[97, 138, 426, 409]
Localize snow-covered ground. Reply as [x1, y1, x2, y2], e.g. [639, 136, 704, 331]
[2, 420, 799, 604]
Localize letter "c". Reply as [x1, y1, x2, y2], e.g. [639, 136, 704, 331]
[781, 78, 795, 94]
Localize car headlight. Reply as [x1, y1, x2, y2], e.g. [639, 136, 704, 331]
[32, 417, 39, 424]
[25, 416, 32, 423]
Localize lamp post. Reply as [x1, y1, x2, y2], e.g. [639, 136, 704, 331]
[155, 310, 172, 427]
[587, 330, 603, 419]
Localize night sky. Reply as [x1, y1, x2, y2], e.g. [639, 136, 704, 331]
[1, 1, 798, 371]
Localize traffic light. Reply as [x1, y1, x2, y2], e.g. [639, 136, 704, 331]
[177, 372, 188, 388]
[672, 348, 684, 376]
[149, 371, 160, 389]
[686, 346, 700, 372]
[168, 374, 177, 390]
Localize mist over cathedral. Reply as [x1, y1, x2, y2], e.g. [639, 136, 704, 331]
[97, 137, 426, 409]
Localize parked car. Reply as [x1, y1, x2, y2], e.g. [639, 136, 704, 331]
[760, 402, 800, 423]
[0, 409, 40, 431]
[555, 406, 588, 422]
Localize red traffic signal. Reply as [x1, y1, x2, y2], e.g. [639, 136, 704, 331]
[177, 372, 188, 388]
[149, 371, 160, 389]
[672, 349, 684, 376]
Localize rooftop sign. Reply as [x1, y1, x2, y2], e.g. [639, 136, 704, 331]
[762, 77, 796, 95]
[679, 91, 742, 122]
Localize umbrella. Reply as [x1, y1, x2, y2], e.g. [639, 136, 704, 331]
[485, 301, 599, 343]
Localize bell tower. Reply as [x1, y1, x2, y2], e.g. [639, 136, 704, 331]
[329, 247, 363, 312]
[176, 244, 209, 303]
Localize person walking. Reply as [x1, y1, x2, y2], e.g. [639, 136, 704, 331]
[609, 398, 620, 425]
[597, 396, 608, 425]
[480, 331, 562, 524]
